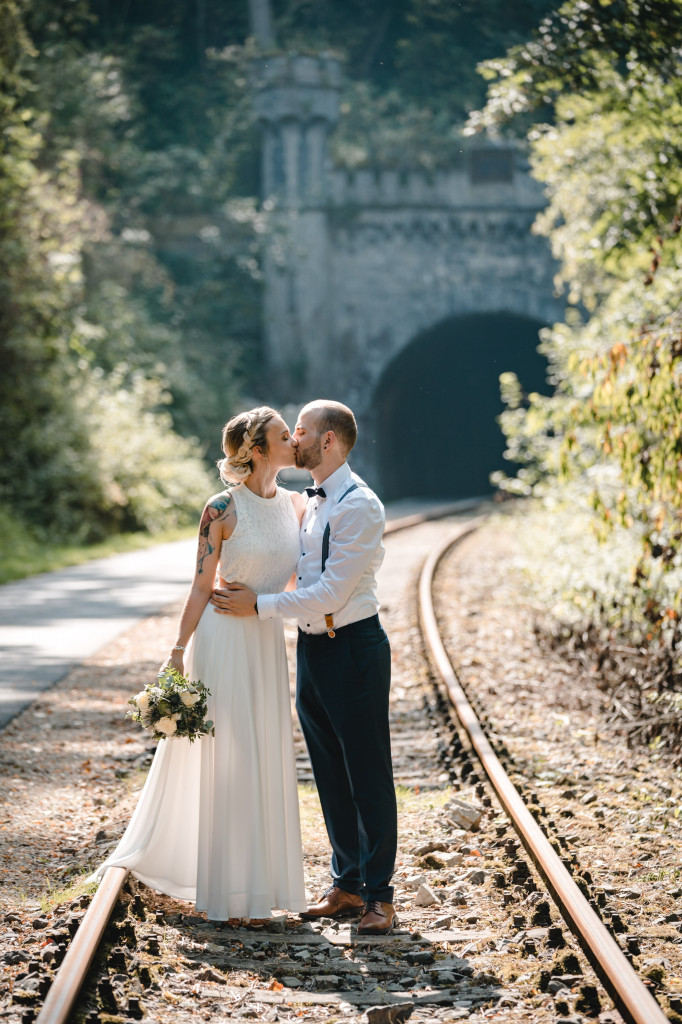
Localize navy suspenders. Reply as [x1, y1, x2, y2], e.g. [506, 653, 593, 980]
[321, 483, 358, 572]
[320, 482, 358, 637]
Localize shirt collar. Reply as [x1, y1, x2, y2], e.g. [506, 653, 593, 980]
[315, 462, 351, 503]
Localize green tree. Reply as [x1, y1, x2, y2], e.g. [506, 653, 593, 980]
[275, 0, 558, 166]
[0, 2, 89, 528]
[474, 0, 682, 631]
[0, 2, 214, 543]
[4, 0, 576, 552]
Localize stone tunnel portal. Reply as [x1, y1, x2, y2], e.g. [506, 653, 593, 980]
[372, 313, 549, 502]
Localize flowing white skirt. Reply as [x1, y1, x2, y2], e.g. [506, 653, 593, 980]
[95, 605, 307, 919]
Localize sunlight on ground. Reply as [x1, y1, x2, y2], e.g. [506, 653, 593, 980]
[395, 784, 452, 815]
[298, 782, 452, 838]
[297, 783, 323, 836]
[39, 871, 98, 915]
[30, 784, 455, 913]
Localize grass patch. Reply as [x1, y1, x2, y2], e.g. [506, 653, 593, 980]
[297, 782, 452, 835]
[124, 766, 155, 794]
[640, 865, 682, 883]
[0, 507, 195, 584]
[395, 784, 451, 815]
[38, 871, 98, 914]
[298, 783, 323, 833]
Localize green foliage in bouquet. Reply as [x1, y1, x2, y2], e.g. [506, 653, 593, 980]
[128, 667, 214, 742]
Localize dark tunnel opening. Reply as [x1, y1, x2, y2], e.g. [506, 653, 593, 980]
[373, 313, 550, 501]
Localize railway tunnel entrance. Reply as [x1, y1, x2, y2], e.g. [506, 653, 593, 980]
[373, 313, 550, 502]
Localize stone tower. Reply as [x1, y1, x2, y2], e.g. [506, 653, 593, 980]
[251, 53, 560, 487]
[251, 54, 343, 398]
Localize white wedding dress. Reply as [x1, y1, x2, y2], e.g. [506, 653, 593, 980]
[95, 483, 307, 920]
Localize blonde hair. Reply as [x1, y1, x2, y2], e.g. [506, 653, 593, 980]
[217, 406, 278, 485]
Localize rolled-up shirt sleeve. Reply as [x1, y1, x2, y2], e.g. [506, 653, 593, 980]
[257, 494, 384, 622]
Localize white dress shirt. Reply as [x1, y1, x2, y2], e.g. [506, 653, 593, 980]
[257, 462, 385, 633]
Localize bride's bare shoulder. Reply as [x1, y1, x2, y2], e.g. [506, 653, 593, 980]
[284, 488, 306, 523]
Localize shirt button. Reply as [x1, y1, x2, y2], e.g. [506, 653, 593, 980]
[306, 624, 310, 628]
[298, 577, 302, 581]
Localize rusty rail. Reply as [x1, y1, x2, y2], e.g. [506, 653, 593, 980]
[419, 525, 669, 1024]
[383, 497, 485, 536]
[36, 866, 128, 1024]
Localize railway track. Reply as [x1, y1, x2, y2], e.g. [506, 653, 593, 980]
[27, 509, 673, 1023]
[419, 527, 669, 1024]
[32, 502, 477, 1024]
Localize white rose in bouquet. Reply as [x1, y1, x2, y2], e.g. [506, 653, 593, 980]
[155, 717, 178, 737]
[134, 691, 150, 715]
[180, 690, 201, 707]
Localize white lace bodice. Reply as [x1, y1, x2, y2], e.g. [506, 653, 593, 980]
[218, 484, 300, 594]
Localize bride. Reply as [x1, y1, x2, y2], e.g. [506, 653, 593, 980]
[95, 406, 307, 922]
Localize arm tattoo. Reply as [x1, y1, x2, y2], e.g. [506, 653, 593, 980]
[197, 494, 232, 575]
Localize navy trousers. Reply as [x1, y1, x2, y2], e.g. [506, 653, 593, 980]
[296, 614, 397, 903]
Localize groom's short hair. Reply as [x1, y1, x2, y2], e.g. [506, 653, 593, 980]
[306, 400, 357, 455]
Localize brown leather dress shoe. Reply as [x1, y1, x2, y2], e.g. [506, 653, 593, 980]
[300, 885, 364, 920]
[357, 900, 397, 935]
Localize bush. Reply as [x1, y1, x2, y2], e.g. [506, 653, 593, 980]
[67, 367, 216, 539]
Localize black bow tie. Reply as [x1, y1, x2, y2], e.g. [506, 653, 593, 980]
[305, 486, 326, 500]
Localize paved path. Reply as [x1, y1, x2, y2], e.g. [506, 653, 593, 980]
[0, 540, 197, 728]
[0, 499, 482, 730]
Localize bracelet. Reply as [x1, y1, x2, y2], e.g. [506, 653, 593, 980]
[171, 644, 186, 653]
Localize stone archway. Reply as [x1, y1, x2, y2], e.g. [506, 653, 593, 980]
[372, 312, 549, 501]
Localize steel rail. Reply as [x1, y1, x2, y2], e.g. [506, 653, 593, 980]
[383, 497, 485, 536]
[34, 504, 476, 1024]
[36, 866, 128, 1024]
[419, 525, 669, 1024]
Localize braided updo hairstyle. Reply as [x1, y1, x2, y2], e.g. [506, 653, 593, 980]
[217, 406, 279, 485]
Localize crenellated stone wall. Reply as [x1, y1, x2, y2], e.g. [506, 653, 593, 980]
[251, 54, 562, 484]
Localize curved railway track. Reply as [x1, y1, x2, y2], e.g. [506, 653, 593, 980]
[33, 509, 670, 1024]
[419, 526, 669, 1024]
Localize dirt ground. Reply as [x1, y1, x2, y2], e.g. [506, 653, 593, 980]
[2, 516, 681, 1022]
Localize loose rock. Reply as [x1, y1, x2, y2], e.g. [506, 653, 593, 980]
[366, 1002, 415, 1024]
[414, 884, 439, 907]
[445, 797, 483, 831]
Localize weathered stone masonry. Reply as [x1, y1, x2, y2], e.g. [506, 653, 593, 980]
[252, 53, 562, 485]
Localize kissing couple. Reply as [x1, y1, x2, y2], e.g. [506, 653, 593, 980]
[97, 400, 398, 936]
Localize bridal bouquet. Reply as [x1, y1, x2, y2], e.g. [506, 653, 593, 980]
[128, 667, 214, 742]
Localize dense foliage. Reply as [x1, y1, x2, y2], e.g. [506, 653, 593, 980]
[0, 0, 556, 548]
[275, 0, 558, 166]
[0, 1, 247, 542]
[2, 0, 564, 547]
[474, 0, 682, 636]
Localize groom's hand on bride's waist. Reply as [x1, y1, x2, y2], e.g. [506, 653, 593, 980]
[210, 583, 258, 617]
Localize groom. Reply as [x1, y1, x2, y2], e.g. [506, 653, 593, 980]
[212, 399, 397, 935]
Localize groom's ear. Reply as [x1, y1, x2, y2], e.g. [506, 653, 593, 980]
[323, 430, 335, 451]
